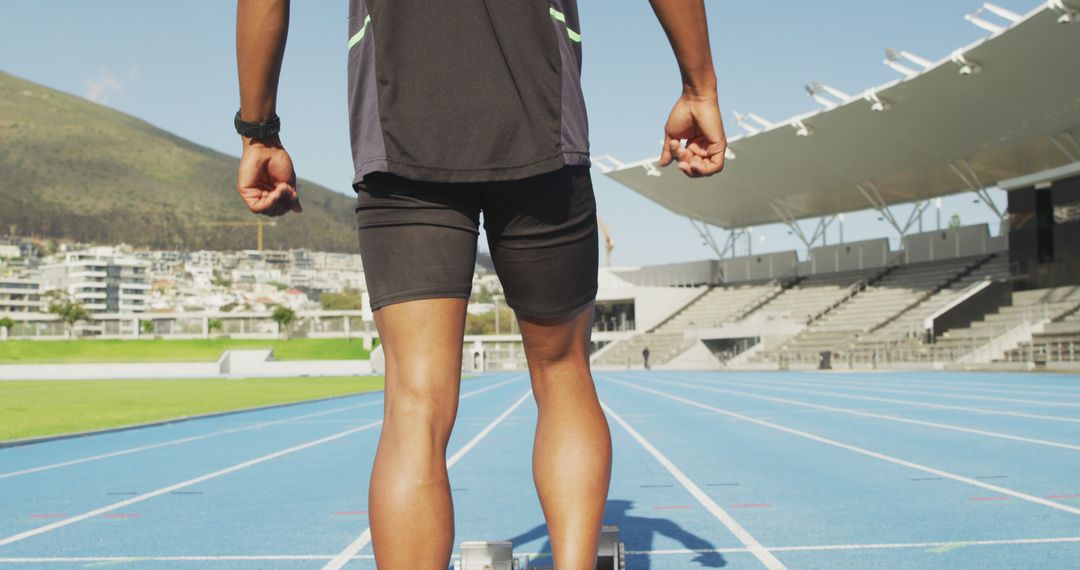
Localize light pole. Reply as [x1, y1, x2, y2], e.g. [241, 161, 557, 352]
[493, 294, 503, 335]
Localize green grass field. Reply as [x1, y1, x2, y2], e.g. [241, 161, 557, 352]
[0, 376, 385, 442]
[0, 338, 376, 364]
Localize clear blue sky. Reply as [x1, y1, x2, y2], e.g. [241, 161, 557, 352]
[2, 0, 1037, 266]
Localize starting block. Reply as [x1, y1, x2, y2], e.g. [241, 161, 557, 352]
[597, 526, 626, 570]
[454, 526, 624, 570]
[454, 540, 525, 570]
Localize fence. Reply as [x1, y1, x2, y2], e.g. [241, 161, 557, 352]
[0, 310, 373, 340]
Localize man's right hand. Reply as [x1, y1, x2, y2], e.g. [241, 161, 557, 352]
[236, 137, 302, 217]
[658, 92, 727, 178]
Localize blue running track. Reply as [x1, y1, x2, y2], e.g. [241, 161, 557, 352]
[1, 371, 1078, 568]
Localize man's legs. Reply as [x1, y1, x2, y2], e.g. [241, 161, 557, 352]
[368, 298, 468, 570]
[518, 301, 612, 570]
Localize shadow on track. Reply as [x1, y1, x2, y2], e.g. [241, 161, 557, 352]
[507, 499, 725, 568]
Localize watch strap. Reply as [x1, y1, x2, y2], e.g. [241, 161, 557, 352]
[234, 110, 281, 140]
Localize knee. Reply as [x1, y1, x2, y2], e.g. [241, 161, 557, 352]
[528, 360, 595, 407]
[384, 383, 456, 441]
[524, 335, 590, 370]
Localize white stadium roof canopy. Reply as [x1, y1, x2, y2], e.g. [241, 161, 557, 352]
[601, 2, 1080, 230]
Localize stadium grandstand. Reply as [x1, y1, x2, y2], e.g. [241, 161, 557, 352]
[584, 1, 1080, 372]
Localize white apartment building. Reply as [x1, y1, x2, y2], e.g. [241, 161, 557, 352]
[0, 275, 44, 313]
[189, 250, 224, 267]
[184, 263, 215, 288]
[41, 247, 151, 314]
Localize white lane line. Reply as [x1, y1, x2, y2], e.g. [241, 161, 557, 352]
[675, 375, 1080, 425]
[645, 376, 1080, 452]
[601, 400, 786, 570]
[446, 377, 527, 410]
[753, 374, 1080, 404]
[0, 402, 380, 480]
[719, 377, 1080, 409]
[445, 391, 531, 469]
[640, 535, 1080, 553]
[602, 375, 1080, 517]
[0, 377, 523, 548]
[4, 536, 1080, 562]
[322, 389, 535, 570]
[772, 376, 1080, 402]
[0, 556, 346, 563]
[0, 420, 385, 548]
[0, 376, 520, 481]
[784, 374, 1080, 398]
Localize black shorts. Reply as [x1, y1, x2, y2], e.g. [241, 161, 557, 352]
[353, 165, 599, 320]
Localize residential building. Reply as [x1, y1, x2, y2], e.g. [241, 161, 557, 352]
[41, 247, 151, 314]
[0, 274, 44, 313]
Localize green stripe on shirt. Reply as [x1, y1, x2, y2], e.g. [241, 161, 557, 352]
[549, 6, 582, 42]
[347, 15, 372, 50]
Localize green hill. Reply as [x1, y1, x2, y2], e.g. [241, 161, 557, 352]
[0, 71, 358, 252]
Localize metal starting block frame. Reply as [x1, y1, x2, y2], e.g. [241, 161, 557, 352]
[454, 540, 525, 570]
[454, 526, 624, 570]
[597, 526, 626, 570]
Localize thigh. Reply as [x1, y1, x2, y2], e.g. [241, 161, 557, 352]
[481, 166, 599, 321]
[354, 174, 482, 312]
[374, 298, 468, 417]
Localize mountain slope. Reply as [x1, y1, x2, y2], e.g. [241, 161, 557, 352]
[0, 71, 358, 252]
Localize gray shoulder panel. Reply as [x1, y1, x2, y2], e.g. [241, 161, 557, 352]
[347, 0, 388, 185]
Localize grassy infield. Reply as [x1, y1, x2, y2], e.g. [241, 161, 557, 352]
[0, 338, 375, 363]
[0, 339, 384, 442]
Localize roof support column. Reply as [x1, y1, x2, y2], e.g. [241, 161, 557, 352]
[857, 183, 929, 239]
[688, 217, 723, 259]
[950, 160, 1005, 221]
[689, 216, 759, 260]
[1049, 132, 1080, 163]
[769, 199, 832, 257]
[810, 216, 837, 247]
[722, 230, 748, 259]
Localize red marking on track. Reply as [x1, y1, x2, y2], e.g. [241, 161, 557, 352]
[970, 496, 1009, 501]
[334, 511, 368, 516]
[652, 505, 693, 510]
[29, 514, 66, 519]
[731, 504, 770, 508]
[1047, 494, 1080, 499]
[102, 513, 142, 519]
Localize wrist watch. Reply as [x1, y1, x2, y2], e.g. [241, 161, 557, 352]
[234, 110, 281, 140]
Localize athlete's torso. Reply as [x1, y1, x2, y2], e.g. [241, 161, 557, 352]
[347, 0, 589, 184]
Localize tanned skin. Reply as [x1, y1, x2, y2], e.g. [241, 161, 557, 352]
[235, 2, 725, 568]
[236, 0, 300, 217]
[650, 0, 728, 177]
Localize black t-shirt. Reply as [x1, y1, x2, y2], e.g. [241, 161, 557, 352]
[347, 0, 589, 183]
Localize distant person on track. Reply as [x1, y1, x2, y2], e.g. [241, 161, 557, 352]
[643, 346, 651, 370]
[234, 1, 727, 568]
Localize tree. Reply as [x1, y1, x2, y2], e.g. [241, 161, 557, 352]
[0, 317, 15, 341]
[140, 320, 155, 335]
[211, 271, 232, 288]
[949, 214, 962, 229]
[471, 284, 495, 304]
[208, 318, 224, 334]
[320, 289, 362, 310]
[46, 292, 90, 339]
[464, 304, 515, 335]
[270, 305, 297, 339]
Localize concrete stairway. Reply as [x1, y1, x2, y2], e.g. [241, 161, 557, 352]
[857, 255, 1007, 346]
[934, 286, 1080, 361]
[762, 259, 972, 363]
[591, 331, 692, 368]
